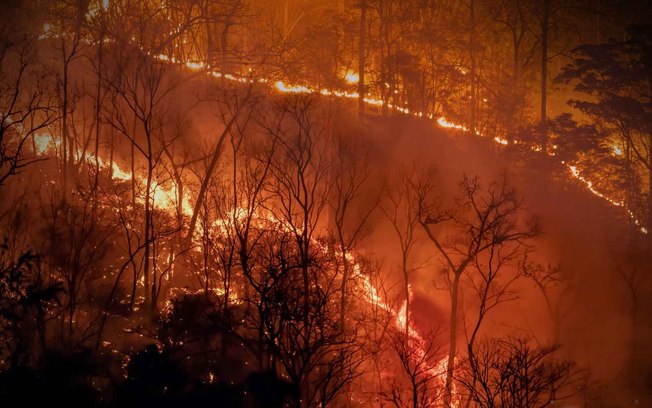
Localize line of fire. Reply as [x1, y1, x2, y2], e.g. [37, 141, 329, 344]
[0, 1, 651, 407]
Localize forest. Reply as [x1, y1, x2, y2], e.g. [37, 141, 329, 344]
[0, 0, 651, 406]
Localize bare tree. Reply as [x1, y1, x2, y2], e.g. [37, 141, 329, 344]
[41, 182, 118, 345]
[0, 14, 55, 186]
[457, 337, 584, 408]
[385, 325, 445, 408]
[186, 85, 254, 244]
[416, 174, 539, 407]
[488, 0, 539, 132]
[460, 230, 537, 408]
[263, 94, 332, 334]
[103, 12, 183, 311]
[358, 0, 367, 117]
[382, 166, 425, 334]
[50, 0, 88, 193]
[523, 261, 564, 345]
[330, 133, 380, 329]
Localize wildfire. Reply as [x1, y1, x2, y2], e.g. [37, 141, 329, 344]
[28, 44, 651, 258]
[23, 46, 646, 404]
[274, 81, 313, 94]
[357, 267, 449, 395]
[185, 60, 205, 70]
[494, 136, 509, 145]
[343, 70, 360, 84]
[30, 133, 189, 212]
[34, 132, 59, 154]
[437, 117, 468, 131]
[25, 63, 457, 408]
[150, 180, 193, 215]
[565, 163, 646, 233]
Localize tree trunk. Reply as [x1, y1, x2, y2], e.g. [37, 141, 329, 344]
[595, 0, 601, 44]
[412, 380, 418, 408]
[186, 111, 240, 242]
[444, 272, 461, 407]
[469, 0, 477, 133]
[338, 234, 349, 331]
[358, 0, 366, 117]
[647, 135, 652, 253]
[647, 75, 652, 252]
[143, 153, 153, 309]
[108, 125, 114, 180]
[221, 24, 230, 72]
[540, 0, 550, 154]
[130, 117, 137, 207]
[402, 252, 410, 335]
[283, 0, 289, 36]
[62, 43, 70, 195]
[205, 3, 213, 67]
[94, 25, 104, 204]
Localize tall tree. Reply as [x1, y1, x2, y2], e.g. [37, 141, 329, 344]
[416, 175, 538, 407]
[358, 0, 367, 117]
[557, 25, 652, 248]
[539, 0, 550, 153]
[0, 6, 55, 186]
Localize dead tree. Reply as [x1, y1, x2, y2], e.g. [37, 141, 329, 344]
[457, 337, 584, 408]
[103, 27, 181, 312]
[415, 174, 539, 406]
[186, 84, 254, 244]
[41, 183, 117, 345]
[50, 0, 88, 193]
[461, 230, 537, 408]
[385, 326, 446, 408]
[0, 16, 55, 186]
[330, 133, 380, 330]
[263, 94, 332, 338]
[383, 166, 426, 334]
